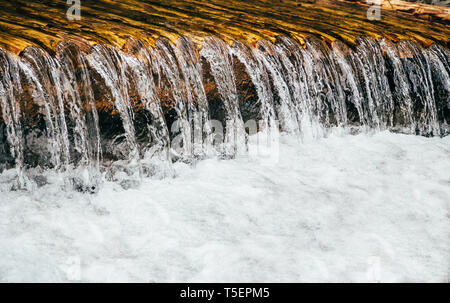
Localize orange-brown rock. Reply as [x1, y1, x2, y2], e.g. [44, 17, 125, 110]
[0, 0, 448, 55]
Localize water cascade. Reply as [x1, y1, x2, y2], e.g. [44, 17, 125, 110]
[0, 36, 449, 190]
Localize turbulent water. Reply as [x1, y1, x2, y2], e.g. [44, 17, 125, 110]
[1, 36, 449, 282]
[1, 131, 449, 282]
[0, 36, 449, 190]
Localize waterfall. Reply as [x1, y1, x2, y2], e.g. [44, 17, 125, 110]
[0, 51, 25, 188]
[174, 37, 214, 158]
[57, 42, 102, 169]
[21, 48, 72, 170]
[230, 41, 276, 132]
[200, 37, 246, 157]
[0, 36, 448, 190]
[251, 39, 301, 134]
[120, 41, 171, 171]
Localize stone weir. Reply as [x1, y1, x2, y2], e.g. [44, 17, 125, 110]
[0, 0, 449, 189]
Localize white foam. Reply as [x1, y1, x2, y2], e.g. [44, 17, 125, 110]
[0, 131, 449, 282]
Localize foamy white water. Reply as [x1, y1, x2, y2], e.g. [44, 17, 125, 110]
[0, 131, 449, 282]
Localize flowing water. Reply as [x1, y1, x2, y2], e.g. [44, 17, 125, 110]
[0, 37, 449, 190]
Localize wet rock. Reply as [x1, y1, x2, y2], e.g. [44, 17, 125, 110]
[232, 56, 261, 123]
[70, 176, 98, 194]
[0, 123, 14, 171]
[32, 174, 48, 188]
